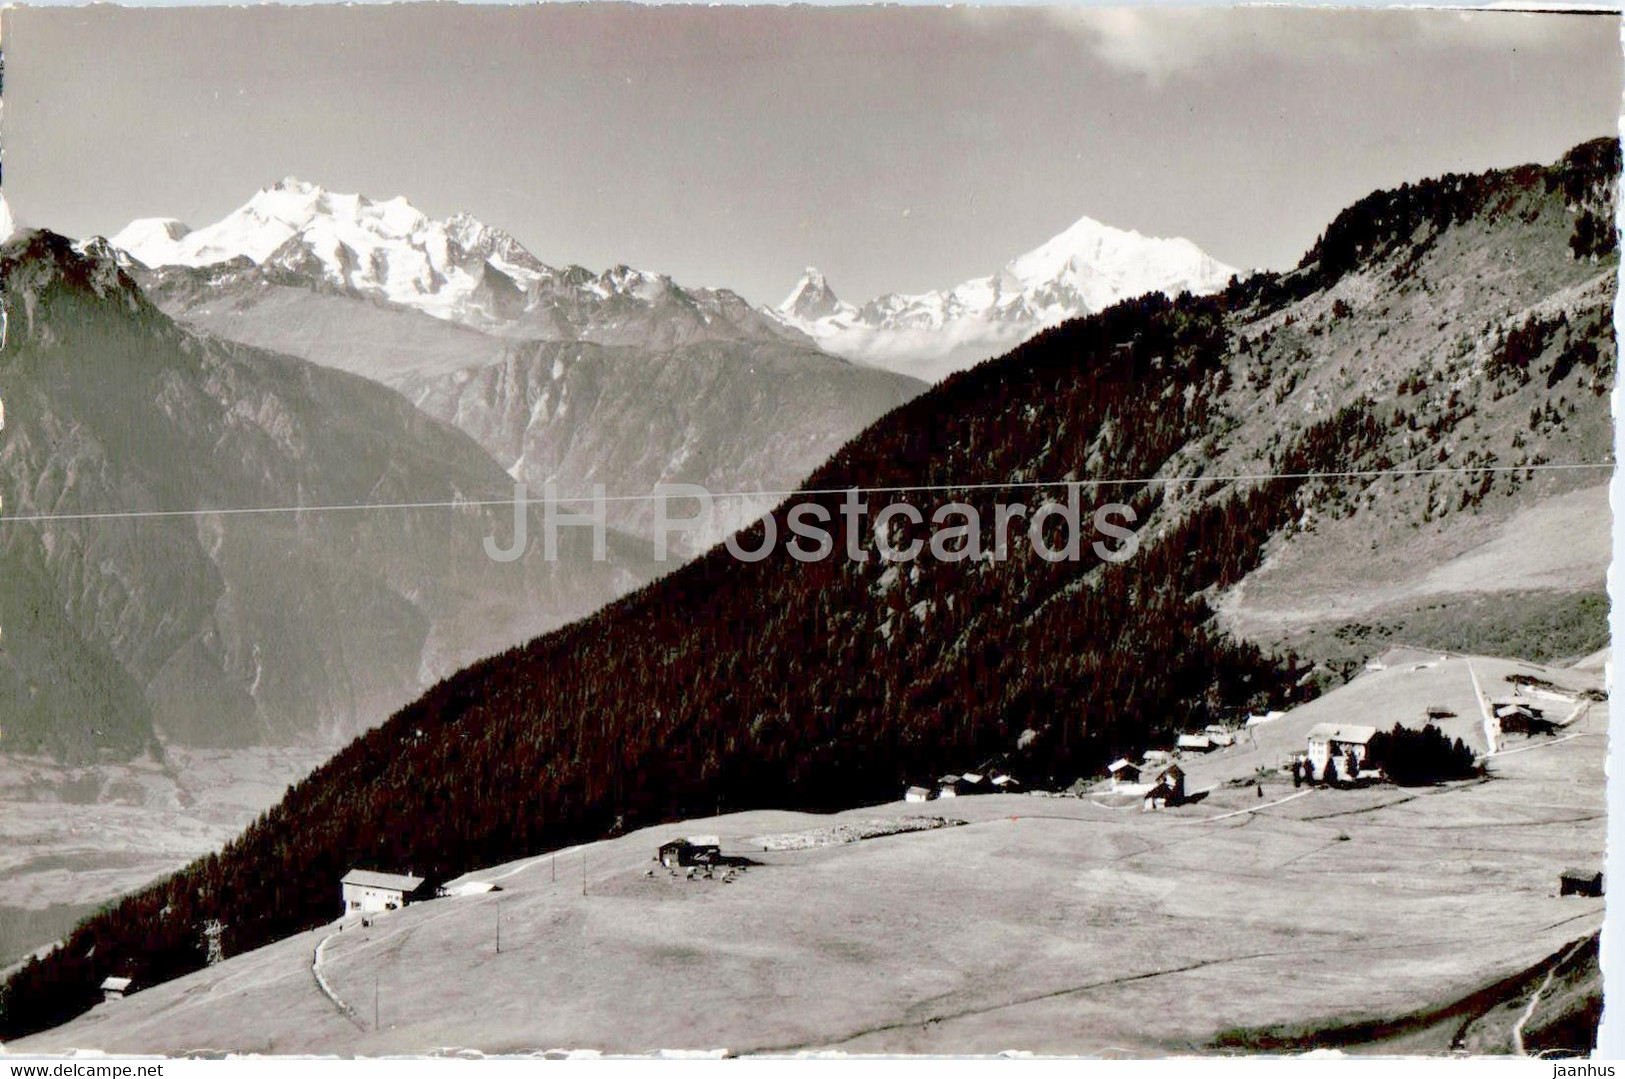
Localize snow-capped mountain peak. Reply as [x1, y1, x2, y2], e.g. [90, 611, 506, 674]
[114, 181, 810, 349]
[779, 266, 852, 323]
[775, 214, 1237, 382]
[113, 217, 193, 256]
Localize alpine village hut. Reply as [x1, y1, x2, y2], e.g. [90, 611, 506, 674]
[659, 836, 722, 869]
[1107, 758, 1142, 790]
[1560, 867, 1604, 898]
[340, 868, 432, 916]
[1176, 733, 1213, 754]
[1143, 764, 1185, 810]
[1496, 703, 1558, 737]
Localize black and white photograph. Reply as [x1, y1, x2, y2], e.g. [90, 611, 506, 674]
[0, 3, 1617, 1059]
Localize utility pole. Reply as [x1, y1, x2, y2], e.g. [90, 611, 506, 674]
[582, 850, 587, 897]
[495, 900, 501, 955]
[374, 974, 379, 1031]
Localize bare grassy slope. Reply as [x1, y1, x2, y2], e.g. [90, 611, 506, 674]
[1206, 180, 1615, 660]
[12, 656, 1602, 1056]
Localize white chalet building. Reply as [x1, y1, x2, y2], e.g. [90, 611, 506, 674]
[340, 868, 429, 916]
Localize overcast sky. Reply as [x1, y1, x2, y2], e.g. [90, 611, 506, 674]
[4, 5, 1618, 305]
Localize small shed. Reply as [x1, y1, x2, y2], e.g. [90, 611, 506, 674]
[990, 773, 1022, 791]
[937, 774, 967, 798]
[101, 976, 133, 1003]
[904, 785, 933, 803]
[1560, 868, 1604, 897]
[659, 836, 722, 869]
[1203, 725, 1237, 747]
[341, 868, 431, 916]
[1107, 758, 1141, 790]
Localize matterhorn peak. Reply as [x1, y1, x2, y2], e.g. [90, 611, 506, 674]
[779, 266, 846, 322]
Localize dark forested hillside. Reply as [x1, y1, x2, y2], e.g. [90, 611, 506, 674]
[1, 138, 1616, 1039]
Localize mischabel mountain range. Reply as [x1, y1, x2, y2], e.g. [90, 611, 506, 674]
[0, 139, 1613, 1044]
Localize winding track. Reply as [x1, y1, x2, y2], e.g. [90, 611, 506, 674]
[1511, 937, 1590, 1056]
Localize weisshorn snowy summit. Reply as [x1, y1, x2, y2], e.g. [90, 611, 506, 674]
[774, 216, 1237, 382]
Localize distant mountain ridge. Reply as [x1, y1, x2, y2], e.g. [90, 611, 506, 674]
[775, 215, 1237, 381]
[114, 178, 809, 350]
[395, 337, 923, 554]
[114, 180, 925, 554]
[112, 180, 1236, 384]
[0, 229, 654, 760]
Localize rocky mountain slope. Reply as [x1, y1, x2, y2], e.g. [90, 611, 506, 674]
[775, 215, 1236, 381]
[118, 182, 925, 551]
[0, 231, 653, 762]
[2, 138, 1613, 1042]
[393, 338, 921, 553]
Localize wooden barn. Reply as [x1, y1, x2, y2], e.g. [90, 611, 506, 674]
[1143, 764, 1186, 810]
[1497, 704, 1558, 737]
[659, 836, 722, 868]
[904, 785, 933, 803]
[340, 868, 431, 916]
[100, 976, 133, 1003]
[1560, 868, 1604, 897]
